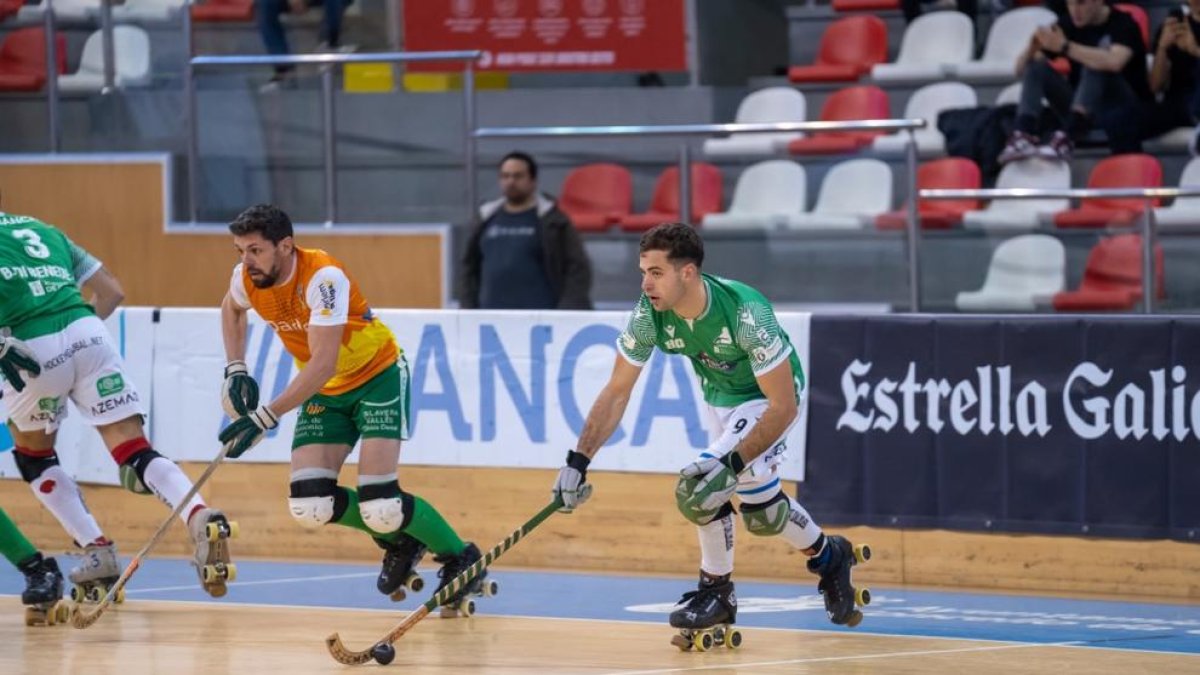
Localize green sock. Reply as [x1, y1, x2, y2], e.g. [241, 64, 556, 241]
[331, 487, 464, 555]
[0, 507, 38, 567]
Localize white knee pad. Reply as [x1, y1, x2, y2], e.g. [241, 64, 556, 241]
[359, 497, 406, 534]
[288, 496, 335, 530]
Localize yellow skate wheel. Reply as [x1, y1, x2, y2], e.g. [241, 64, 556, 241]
[228, 521, 240, 538]
[670, 634, 691, 651]
[70, 586, 85, 603]
[225, 563, 238, 583]
[725, 628, 743, 649]
[856, 587, 871, 607]
[483, 580, 499, 597]
[54, 602, 71, 623]
[406, 574, 424, 593]
[24, 607, 42, 627]
[205, 522, 221, 542]
[846, 611, 864, 628]
[85, 586, 103, 603]
[854, 544, 871, 564]
[692, 631, 713, 652]
[202, 565, 218, 583]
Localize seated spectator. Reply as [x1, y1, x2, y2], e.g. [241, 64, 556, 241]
[999, 0, 1151, 163]
[257, 0, 355, 91]
[1146, 2, 1200, 138]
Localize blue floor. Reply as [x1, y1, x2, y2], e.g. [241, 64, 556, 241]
[3, 557, 1199, 655]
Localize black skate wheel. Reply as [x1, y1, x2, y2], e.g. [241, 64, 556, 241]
[371, 642, 396, 665]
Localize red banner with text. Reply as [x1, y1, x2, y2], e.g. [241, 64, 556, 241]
[404, 0, 688, 73]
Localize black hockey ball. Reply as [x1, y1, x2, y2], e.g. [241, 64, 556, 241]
[371, 642, 395, 665]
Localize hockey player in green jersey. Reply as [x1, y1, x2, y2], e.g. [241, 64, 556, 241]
[551, 223, 870, 646]
[0, 210, 236, 599]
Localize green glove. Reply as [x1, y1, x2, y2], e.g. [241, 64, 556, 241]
[0, 336, 41, 393]
[218, 405, 279, 458]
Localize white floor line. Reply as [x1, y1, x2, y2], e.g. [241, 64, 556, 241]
[124, 571, 376, 594]
[599, 641, 1084, 675]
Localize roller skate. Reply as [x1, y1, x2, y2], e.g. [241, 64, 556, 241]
[668, 572, 742, 652]
[188, 507, 238, 598]
[433, 542, 499, 618]
[19, 553, 69, 627]
[806, 534, 871, 627]
[374, 532, 427, 602]
[69, 538, 124, 605]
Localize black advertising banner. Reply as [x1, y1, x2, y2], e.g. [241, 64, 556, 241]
[804, 316, 1200, 541]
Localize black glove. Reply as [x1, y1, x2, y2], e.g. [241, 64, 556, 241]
[0, 336, 41, 393]
[552, 450, 593, 512]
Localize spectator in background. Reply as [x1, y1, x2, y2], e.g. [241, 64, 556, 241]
[999, 0, 1151, 163]
[460, 152, 593, 311]
[1146, 2, 1200, 139]
[257, 0, 354, 91]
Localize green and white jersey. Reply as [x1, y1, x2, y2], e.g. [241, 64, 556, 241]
[617, 273, 806, 408]
[0, 212, 100, 340]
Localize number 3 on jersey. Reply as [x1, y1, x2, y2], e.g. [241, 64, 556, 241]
[12, 229, 51, 259]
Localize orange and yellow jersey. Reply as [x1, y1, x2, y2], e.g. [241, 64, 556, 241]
[228, 246, 399, 395]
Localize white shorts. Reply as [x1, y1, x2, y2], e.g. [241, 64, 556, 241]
[2, 315, 145, 434]
[695, 398, 800, 504]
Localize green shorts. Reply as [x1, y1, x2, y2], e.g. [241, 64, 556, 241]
[292, 359, 411, 449]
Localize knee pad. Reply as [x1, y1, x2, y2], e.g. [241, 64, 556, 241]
[358, 481, 413, 534]
[741, 492, 790, 536]
[13, 447, 59, 483]
[114, 438, 162, 496]
[679, 497, 735, 527]
[289, 477, 337, 530]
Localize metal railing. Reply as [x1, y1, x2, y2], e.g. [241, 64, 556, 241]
[475, 119, 928, 311]
[185, 47, 482, 225]
[921, 187, 1200, 314]
[38, 0, 120, 152]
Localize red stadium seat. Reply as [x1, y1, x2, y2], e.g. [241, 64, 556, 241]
[1114, 3, 1149, 49]
[1053, 234, 1164, 311]
[191, 0, 253, 22]
[788, 16, 888, 84]
[0, 0, 24, 22]
[875, 158, 981, 230]
[558, 163, 633, 233]
[0, 28, 67, 92]
[1053, 154, 1162, 229]
[787, 85, 890, 155]
[832, 0, 900, 12]
[619, 163, 723, 231]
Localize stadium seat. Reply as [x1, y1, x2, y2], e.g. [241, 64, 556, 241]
[1153, 157, 1200, 228]
[876, 158, 981, 230]
[1115, 3, 1149, 49]
[872, 12, 974, 84]
[0, 28, 66, 92]
[963, 159, 1070, 231]
[558, 163, 633, 233]
[788, 16, 887, 84]
[619, 164, 723, 231]
[786, 85, 889, 155]
[872, 81, 976, 156]
[191, 0, 253, 22]
[1052, 154, 1162, 229]
[0, 0, 23, 22]
[952, 7, 1057, 83]
[832, 0, 899, 12]
[17, 0, 101, 21]
[703, 161, 805, 231]
[703, 87, 806, 158]
[955, 234, 1066, 311]
[1053, 234, 1164, 311]
[115, 0, 186, 21]
[58, 26, 152, 93]
[786, 158, 893, 230]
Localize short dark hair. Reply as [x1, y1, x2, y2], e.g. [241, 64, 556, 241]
[639, 222, 704, 268]
[229, 204, 294, 244]
[499, 151, 538, 180]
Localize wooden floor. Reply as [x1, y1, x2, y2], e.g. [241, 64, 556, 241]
[2, 596, 1195, 674]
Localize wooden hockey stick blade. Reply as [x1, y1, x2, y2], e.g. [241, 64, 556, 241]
[325, 497, 564, 665]
[71, 442, 234, 628]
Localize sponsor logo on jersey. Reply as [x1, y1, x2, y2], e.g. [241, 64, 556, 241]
[712, 326, 737, 356]
[91, 391, 139, 417]
[37, 396, 59, 413]
[268, 317, 307, 333]
[96, 373, 125, 397]
[305, 402, 326, 416]
[318, 280, 337, 317]
[665, 325, 675, 337]
[697, 351, 735, 373]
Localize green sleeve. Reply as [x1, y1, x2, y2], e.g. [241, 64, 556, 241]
[735, 300, 792, 377]
[616, 295, 656, 366]
[66, 236, 102, 285]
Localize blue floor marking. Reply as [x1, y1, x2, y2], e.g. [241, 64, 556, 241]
[2, 557, 1198, 655]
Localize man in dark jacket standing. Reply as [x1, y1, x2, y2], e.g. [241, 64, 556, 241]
[460, 152, 593, 310]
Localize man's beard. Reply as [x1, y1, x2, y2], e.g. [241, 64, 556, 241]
[248, 268, 278, 288]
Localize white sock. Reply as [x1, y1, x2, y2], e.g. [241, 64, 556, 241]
[697, 513, 735, 577]
[142, 457, 206, 526]
[30, 466, 105, 545]
[779, 495, 823, 551]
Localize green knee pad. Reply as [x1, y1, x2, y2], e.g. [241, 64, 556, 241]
[675, 475, 737, 526]
[741, 494, 790, 536]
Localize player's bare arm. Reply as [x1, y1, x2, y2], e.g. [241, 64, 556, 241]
[728, 358, 798, 465]
[80, 266, 124, 320]
[575, 355, 643, 460]
[220, 291, 248, 363]
[266, 323, 341, 417]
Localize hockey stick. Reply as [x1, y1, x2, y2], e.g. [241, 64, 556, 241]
[325, 493, 575, 665]
[71, 441, 235, 629]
